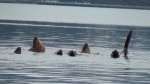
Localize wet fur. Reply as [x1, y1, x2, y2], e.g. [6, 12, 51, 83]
[68, 50, 77, 57]
[29, 37, 45, 52]
[55, 49, 63, 55]
[81, 43, 90, 54]
[14, 47, 21, 54]
[121, 30, 132, 59]
[111, 50, 119, 58]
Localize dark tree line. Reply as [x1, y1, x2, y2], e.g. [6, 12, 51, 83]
[58, 0, 150, 6]
[0, 0, 150, 6]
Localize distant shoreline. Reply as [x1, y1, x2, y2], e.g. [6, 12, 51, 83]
[0, 19, 149, 29]
[0, 1, 150, 10]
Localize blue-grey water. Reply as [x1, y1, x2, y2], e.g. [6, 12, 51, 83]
[0, 3, 150, 84]
[0, 20, 150, 84]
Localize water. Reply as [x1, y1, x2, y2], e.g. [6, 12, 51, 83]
[0, 3, 150, 26]
[0, 3, 150, 84]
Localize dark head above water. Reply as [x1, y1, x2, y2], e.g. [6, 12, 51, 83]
[111, 50, 119, 58]
[55, 49, 63, 55]
[111, 30, 132, 60]
[28, 37, 45, 52]
[68, 50, 77, 57]
[81, 43, 90, 54]
[14, 47, 21, 54]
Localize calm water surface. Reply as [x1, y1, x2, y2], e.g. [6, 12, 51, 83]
[0, 20, 150, 84]
[0, 3, 150, 84]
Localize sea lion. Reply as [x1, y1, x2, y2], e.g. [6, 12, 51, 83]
[111, 50, 119, 58]
[81, 43, 90, 54]
[121, 30, 132, 59]
[28, 37, 45, 52]
[14, 47, 21, 54]
[55, 49, 63, 55]
[68, 50, 77, 57]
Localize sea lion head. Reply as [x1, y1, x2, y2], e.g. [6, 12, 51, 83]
[81, 43, 90, 54]
[111, 50, 119, 58]
[68, 50, 77, 57]
[55, 49, 63, 55]
[29, 37, 45, 52]
[14, 47, 21, 54]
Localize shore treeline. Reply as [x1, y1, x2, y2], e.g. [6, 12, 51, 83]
[0, 0, 150, 9]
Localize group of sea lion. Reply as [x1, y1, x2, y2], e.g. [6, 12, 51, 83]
[111, 30, 132, 60]
[54, 43, 90, 57]
[14, 30, 132, 59]
[14, 37, 91, 56]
